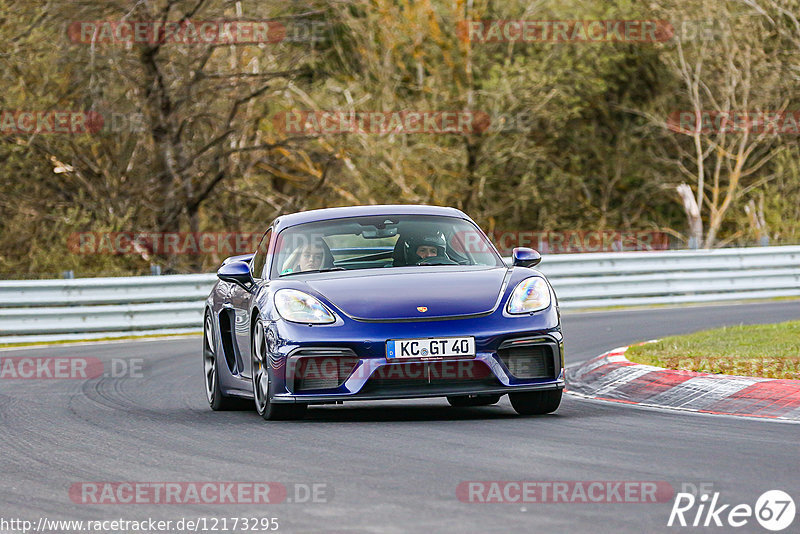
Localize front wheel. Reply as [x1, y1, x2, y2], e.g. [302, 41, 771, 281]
[446, 394, 502, 407]
[509, 389, 562, 415]
[252, 319, 307, 421]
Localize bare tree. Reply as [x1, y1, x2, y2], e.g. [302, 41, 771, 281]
[654, 0, 792, 247]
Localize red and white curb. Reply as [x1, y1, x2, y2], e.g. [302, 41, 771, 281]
[566, 346, 800, 421]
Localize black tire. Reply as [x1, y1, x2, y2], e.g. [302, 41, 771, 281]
[446, 394, 502, 407]
[204, 311, 246, 411]
[252, 318, 307, 421]
[509, 389, 562, 415]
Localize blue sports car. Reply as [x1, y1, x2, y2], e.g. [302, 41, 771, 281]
[203, 205, 564, 419]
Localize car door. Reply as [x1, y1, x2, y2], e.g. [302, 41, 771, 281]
[232, 228, 271, 378]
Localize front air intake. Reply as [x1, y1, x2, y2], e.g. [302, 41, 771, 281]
[288, 349, 359, 392]
[497, 341, 557, 379]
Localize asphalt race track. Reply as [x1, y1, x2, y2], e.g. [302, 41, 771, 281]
[1, 301, 799, 533]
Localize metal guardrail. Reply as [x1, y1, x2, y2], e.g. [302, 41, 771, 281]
[541, 246, 800, 308]
[0, 275, 216, 344]
[1, 246, 798, 344]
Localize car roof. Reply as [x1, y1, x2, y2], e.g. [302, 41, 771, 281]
[272, 205, 469, 232]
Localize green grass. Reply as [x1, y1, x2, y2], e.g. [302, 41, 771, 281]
[626, 320, 800, 380]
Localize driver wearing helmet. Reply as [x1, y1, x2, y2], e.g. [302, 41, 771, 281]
[406, 232, 448, 264]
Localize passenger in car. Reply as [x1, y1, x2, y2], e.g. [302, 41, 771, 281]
[281, 240, 332, 274]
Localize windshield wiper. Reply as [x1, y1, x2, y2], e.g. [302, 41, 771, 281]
[279, 267, 346, 277]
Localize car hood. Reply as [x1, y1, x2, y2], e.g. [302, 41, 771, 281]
[304, 267, 510, 320]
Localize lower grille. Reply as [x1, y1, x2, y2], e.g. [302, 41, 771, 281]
[498, 344, 555, 379]
[362, 361, 498, 392]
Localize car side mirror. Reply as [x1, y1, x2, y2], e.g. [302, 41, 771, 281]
[221, 253, 254, 266]
[512, 247, 542, 267]
[217, 260, 254, 290]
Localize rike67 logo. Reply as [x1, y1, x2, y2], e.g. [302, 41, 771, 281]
[668, 486, 795, 531]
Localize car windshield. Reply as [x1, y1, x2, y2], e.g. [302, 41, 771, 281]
[271, 214, 504, 277]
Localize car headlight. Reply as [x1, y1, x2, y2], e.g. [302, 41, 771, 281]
[506, 277, 551, 314]
[274, 289, 336, 324]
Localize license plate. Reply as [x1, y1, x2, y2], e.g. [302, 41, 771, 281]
[386, 337, 475, 360]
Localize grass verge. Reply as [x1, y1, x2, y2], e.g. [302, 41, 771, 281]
[625, 320, 800, 380]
